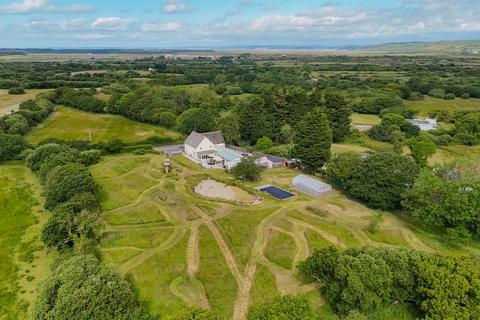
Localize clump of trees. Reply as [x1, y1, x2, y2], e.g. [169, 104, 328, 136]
[32, 255, 151, 320]
[402, 164, 480, 244]
[300, 246, 480, 319]
[369, 113, 419, 143]
[327, 152, 418, 209]
[0, 97, 55, 162]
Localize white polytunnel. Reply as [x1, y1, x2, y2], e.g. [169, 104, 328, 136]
[292, 175, 332, 197]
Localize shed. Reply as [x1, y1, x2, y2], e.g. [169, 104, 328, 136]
[292, 175, 332, 197]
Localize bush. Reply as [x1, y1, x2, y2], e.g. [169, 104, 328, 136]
[26, 143, 80, 172]
[4, 114, 29, 135]
[79, 149, 102, 166]
[44, 163, 96, 209]
[254, 136, 274, 150]
[247, 296, 316, 320]
[0, 134, 28, 162]
[233, 157, 263, 181]
[32, 255, 151, 320]
[453, 112, 480, 145]
[8, 87, 25, 95]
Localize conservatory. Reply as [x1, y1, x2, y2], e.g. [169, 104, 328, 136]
[292, 175, 332, 197]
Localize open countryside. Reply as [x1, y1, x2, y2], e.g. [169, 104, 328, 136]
[1, 0, 480, 319]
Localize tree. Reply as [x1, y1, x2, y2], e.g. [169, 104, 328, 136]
[232, 157, 263, 181]
[300, 246, 480, 318]
[294, 107, 332, 172]
[44, 163, 96, 209]
[247, 296, 316, 320]
[407, 134, 436, 167]
[0, 134, 28, 163]
[402, 168, 480, 239]
[238, 96, 271, 145]
[41, 193, 100, 249]
[5, 114, 29, 135]
[391, 130, 405, 154]
[326, 152, 362, 189]
[324, 92, 352, 142]
[152, 111, 176, 128]
[26, 143, 80, 172]
[347, 153, 418, 209]
[454, 112, 480, 145]
[255, 136, 274, 150]
[8, 87, 25, 95]
[177, 108, 215, 135]
[32, 255, 151, 320]
[217, 111, 240, 144]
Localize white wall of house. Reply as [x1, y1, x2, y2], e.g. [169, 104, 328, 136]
[185, 137, 217, 159]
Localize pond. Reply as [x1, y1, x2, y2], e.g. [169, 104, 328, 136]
[194, 179, 260, 204]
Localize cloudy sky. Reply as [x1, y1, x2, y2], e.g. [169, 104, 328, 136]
[0, 0, 479, 48]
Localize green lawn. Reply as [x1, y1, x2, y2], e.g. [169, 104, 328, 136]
[0, 165, 52, 319]
[405, 96, 480, 116]
[26, 106, 180, 144]
[351, 112, 381, 125]
[264, 230, 297, 269]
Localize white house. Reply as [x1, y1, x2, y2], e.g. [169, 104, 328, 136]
[216, 149, 243, 171]
[407, 118, 437, 131]
[184, 131, 226, 161]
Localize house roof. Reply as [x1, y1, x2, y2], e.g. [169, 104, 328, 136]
[185, 131, 225, 148]
[266, 155, 285, 163]
[185, 132, 206, 148]
[202, 131, 225, 145]
[217, 149, 243, 161]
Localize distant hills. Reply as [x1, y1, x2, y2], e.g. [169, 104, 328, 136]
[1, 40, 480, 55]
[362, 40, 480, 54]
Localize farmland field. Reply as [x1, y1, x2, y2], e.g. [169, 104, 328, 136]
[405, 96, 480, 115]
[91, 153, 479, 319]
[0, 165, 53, 319]
[0, 89, 49, 115]
[26, 106, 181, 144]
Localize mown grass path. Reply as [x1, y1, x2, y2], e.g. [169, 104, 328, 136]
[93, 154, 462, 320]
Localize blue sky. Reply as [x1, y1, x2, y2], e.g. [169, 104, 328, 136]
[0, 0, 479, 48]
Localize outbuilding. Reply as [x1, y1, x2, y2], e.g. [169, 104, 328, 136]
[292, 175, 332, 197]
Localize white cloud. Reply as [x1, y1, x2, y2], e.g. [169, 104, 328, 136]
[141, 22, 181, 32]
[163, 0, 194, 14]
[91, 17, 136, 31]
[76, 33, 110, 40]
[1, 0, 94, 14]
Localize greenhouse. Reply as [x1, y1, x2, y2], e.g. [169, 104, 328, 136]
[292, 175, 332, 197]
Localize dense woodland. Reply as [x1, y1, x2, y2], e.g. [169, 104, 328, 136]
[1, 52, 480, 319]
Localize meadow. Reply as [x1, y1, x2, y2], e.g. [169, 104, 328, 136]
[26, 106, 181, 144]
[405, 96, 480, 116]
[0, 165, 53, 319]
[0, 89, 49, 115]
[91, 153, 479, 320]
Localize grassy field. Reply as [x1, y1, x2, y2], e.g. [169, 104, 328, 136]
[89, 152, 480, 320]
[0, 89, 49, 115]
[405, 96, 480, 116]
[26, 106, 181, 144]
[351, 112, 381, 125]
[0, 165, 53, 319]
